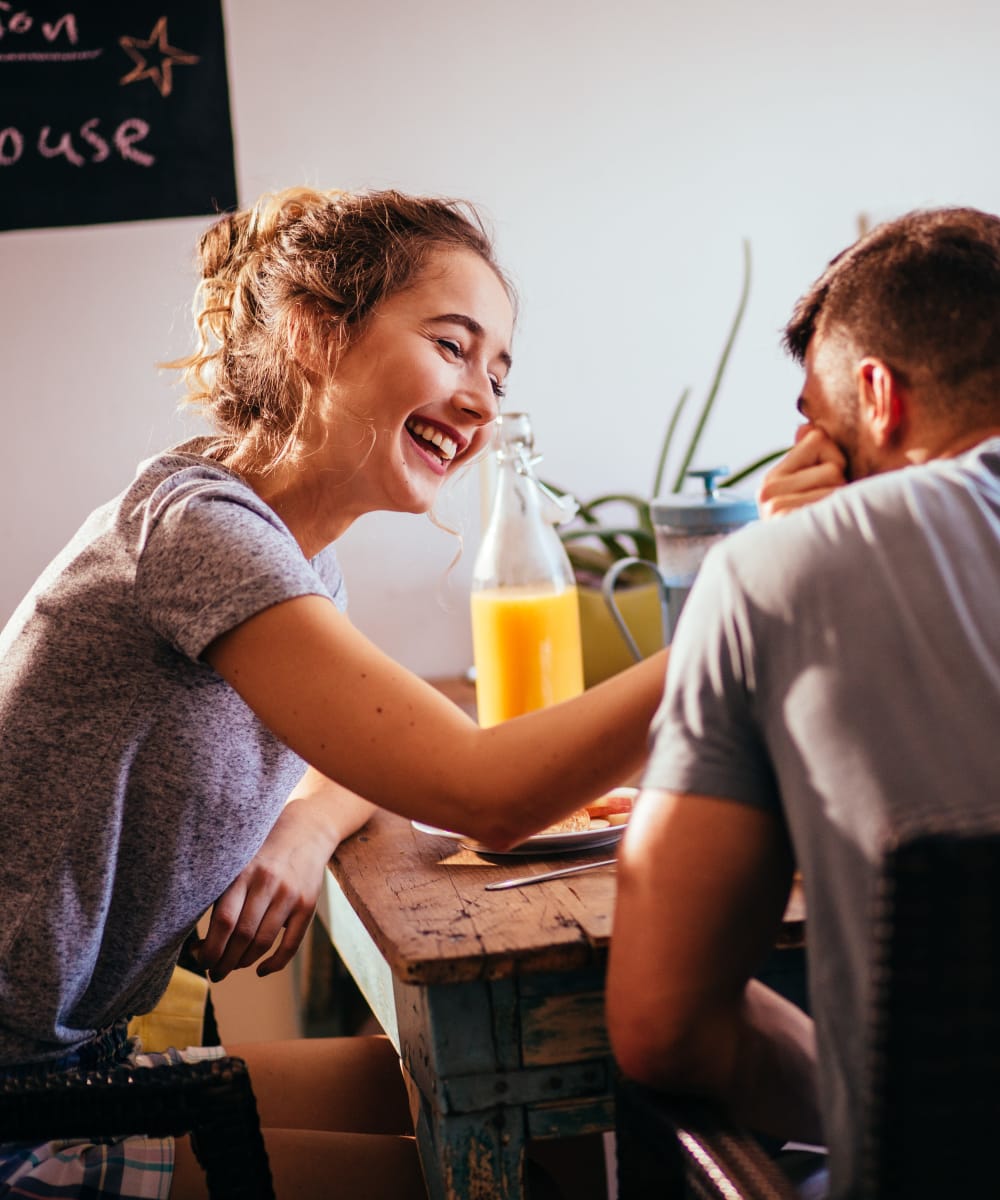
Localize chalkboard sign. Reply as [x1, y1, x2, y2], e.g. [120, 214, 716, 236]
[0, 2, 237, 232]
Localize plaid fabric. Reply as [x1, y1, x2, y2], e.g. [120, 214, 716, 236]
[0, 1030, 226, 1198]
[0, 1135, 173, 1199]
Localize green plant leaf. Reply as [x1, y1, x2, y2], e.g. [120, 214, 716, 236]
[671, 238, 752, 493]
[575, 493, 651, 529]
[651, 386, 690, 498]
[720, 447, 789, 488]
[543, 239, 785, 586]
[578, 492, 650, 512]
[561, 526, 657, 562]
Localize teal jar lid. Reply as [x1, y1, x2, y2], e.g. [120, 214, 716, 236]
[650, 468, 758, 534]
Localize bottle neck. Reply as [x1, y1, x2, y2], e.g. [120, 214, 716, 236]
[473, 443, 575, 591]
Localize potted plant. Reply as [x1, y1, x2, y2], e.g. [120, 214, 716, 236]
[547, 241, 786, 684]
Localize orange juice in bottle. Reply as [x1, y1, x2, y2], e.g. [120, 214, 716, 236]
[471, 584, 583, 727]
[471, 413, 584, 726]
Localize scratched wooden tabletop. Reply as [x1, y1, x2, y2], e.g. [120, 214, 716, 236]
[329, 808, 620, 986]
[326, 676, 805, 988]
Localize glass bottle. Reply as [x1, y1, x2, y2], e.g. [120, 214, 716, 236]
[471, 412, 584, 727]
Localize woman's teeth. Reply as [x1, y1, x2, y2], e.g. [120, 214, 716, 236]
[406, 419, 458, 462]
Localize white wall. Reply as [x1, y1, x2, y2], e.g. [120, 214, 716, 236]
[4, 0, 999, 676]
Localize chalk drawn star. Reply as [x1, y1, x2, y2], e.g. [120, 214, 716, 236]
[119, 17, 199, 98]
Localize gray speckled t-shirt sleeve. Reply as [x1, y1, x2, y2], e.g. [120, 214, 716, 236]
[0, 452, 350, 1067]
[135, 469, 344, 659]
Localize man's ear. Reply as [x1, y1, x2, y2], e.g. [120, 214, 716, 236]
[857, 357, 905, 446]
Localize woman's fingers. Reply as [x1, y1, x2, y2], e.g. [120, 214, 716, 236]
[255, 907, 314, 977]
[195, 856, 325, 980]
[198, 874, 290, 980]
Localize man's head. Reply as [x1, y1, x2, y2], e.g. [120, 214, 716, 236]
[783, 208, 1000, 479]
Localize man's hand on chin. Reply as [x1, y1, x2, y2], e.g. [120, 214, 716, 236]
[757, 425, 848, 518]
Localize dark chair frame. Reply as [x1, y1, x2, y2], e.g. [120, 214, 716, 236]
[615, 1081, 799, 1199]
[615, 829, 1000, 1199]
[0, 1055, 275, 1200]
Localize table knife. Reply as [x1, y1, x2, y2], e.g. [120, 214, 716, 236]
[484, 858, 618, 891]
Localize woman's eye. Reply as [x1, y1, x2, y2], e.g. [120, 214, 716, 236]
[437, 338, 463, 358]
[490, 375, 507, 399]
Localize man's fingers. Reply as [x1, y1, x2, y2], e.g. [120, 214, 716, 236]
[760, 460, 845, 503]
[771, 427, 845, 474]
[762, 487, 844, 516]
[757, 427, 848, 519]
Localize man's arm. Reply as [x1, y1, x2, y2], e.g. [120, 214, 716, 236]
[606, 788, 821, 1145]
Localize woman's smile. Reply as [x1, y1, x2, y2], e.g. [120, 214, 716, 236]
[403, 416, 465, 471]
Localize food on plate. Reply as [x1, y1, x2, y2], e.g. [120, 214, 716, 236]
[540, 809, 592, 835]
[539, 787, 637, 835]
[585, 787, 636, 826]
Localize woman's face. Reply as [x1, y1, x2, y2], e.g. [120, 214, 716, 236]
[315, 247, 514, 518]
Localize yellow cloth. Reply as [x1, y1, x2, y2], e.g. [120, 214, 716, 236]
[127, 965, 209, 1053]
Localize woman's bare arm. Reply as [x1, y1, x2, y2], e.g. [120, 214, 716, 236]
[205, 594, 667, 847]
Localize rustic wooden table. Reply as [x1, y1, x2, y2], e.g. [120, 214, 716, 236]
[317, 806, 626, 1200]
[316, 677, 806, 1199]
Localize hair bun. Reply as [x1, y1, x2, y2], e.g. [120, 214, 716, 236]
[198, 187, 346, 282]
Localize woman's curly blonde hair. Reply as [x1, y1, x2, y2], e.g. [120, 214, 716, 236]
[168, 186, 512, 476]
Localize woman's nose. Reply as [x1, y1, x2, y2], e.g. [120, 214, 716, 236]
[455, 377, 499, 425]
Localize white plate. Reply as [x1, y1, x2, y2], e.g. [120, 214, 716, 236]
[411, 820, 626, 857]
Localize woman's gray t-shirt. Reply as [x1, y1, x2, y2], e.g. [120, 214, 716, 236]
[0, 443, 346, 1066]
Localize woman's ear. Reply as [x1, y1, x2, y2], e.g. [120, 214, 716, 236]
[857, 357, 905, 446]
[287, 309, 340, 379]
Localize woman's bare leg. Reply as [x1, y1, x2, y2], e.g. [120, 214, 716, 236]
[172, 1129, 426, 1200]
[227, 1035, 413, 1133]
[170, 1036, 424, 1199]
[169, 1036, 607, 1198]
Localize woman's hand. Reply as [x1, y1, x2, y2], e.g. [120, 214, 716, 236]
[192, 773, 374, 981]
[757, 425, 848, 518]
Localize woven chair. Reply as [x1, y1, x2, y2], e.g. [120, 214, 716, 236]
[615, 1082, 799, 1199]
[615, 829, 1000, 1199]
[0, 1055, 275, 1199]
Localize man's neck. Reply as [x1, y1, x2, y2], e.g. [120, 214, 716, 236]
[906, 424, 1000, 466]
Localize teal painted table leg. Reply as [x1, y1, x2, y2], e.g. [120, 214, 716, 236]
[410, 1080, 528, 1200]
[399, 978, 528, 1199]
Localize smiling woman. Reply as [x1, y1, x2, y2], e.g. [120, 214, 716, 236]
[169, 188, 513, 474]
[0, 183, 668, 1199]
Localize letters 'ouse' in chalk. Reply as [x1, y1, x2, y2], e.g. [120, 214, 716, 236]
[0, 3, 237, 232]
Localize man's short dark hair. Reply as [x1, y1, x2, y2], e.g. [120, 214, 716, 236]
[783, 207, 1000, 419]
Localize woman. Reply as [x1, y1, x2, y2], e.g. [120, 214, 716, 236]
[0, 187, 667, 1198]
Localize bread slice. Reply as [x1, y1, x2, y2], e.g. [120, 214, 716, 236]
[541, 808, 592, 835]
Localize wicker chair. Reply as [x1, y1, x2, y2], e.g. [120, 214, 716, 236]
[615, 829, 1000, 1199]
[0, 1055, 275, 1199]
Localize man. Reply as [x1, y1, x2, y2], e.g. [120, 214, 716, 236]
[606, 207, 1000, 1197]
